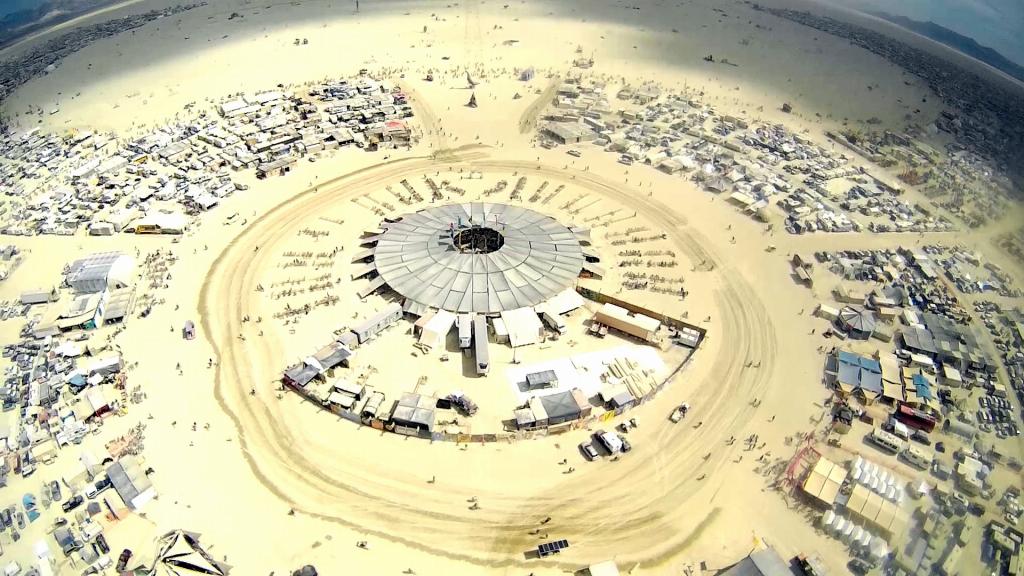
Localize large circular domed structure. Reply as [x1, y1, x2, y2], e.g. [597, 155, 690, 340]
[371, 202, 589, 313]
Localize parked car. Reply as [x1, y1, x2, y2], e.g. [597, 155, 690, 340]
[86, 476, 111, 499]
[116, 549, 133, 572]
[61, 495, 84, 513]
[848, 558, 874, 575]
[579, 442, 599, 461]
[911, 430, 932, 446]
[49, 480, 62, 502]
[94, 533, 110, 554]
[0, 508, 11, 529]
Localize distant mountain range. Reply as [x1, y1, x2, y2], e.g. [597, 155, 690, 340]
[0, 0, 117, 48]
[869, 11, 1024, 83]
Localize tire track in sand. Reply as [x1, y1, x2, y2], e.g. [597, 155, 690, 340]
[199, 155, 778, 570]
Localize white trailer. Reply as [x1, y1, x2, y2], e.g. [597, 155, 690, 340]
[473, 315, 490, 376]
[458, 313, 473, 349]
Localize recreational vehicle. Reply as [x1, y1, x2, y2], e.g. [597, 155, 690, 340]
[867, 427, 904, 454]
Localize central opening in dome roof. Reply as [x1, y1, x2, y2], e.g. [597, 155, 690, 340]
[453, 226, 504, 254]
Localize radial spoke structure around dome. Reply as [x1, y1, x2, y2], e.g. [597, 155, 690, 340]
[369, 202, 591, 314]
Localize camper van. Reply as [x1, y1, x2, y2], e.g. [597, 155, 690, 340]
[901, 445, 933, 470]
[868, 427, 904, 454]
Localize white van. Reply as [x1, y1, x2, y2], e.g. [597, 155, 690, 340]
[868, 428, 904, 454]
[901, 445, 933, 470]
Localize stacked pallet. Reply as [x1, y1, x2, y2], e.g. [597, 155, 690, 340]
[603, 356, 659, 400]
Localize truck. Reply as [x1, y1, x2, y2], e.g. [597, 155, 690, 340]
[457, 314, 473, 349]
[473, 315, 489, 376]
[594, 430, 623, 454]
[541, 310, 567, 335]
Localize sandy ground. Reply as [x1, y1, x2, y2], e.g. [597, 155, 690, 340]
[1, 0, 1022, 575]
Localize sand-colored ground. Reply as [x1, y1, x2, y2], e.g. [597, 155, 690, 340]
[1, 1, 1022, 575]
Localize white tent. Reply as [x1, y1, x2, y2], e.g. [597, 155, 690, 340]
[543, 288, 585, 315]
[842, 522, 855, 542]
[869, 537, 889, 559]
[419, 309, 457, 350]
[822, 510, 836, 528]
[912, 480, 929, 499]
[501, 307, 544, 348]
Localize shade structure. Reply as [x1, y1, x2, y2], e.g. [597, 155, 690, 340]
[152, 530, 228, 575]
[869, 537, 889, 558]
[822, 510, 836, 528]
[372, 203, 588, 313]
[842, 522, 855, 542]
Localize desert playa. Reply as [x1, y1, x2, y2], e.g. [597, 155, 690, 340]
[0, 1, 1022, 576]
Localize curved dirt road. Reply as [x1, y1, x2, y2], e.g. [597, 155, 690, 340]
[199, 149, 778, 570]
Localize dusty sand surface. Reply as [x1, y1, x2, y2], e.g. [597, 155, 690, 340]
[1, 0, 1022, 575]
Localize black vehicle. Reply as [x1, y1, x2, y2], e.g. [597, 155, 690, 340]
[61, 495, 84, 513]
[94, 533, 110, 554]
[848, 558, 874, 575]
[117, 549, 133, 571]
[935, 441, 946, 453]
[0, 507, 11, 529]
[911, 430, 932, 446]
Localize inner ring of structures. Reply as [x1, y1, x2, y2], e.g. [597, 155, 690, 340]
[371, 202, 589, 314]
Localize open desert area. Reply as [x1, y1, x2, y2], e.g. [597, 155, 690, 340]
[0, 0, 1022, 575]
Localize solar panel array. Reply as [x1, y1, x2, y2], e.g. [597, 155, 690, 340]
[537, 539, 570, 557]
[373, 203, 586, 313]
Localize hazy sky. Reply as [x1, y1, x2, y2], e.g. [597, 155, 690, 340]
[833, 0, 1024, 64]
[1, 0, 1022, 64]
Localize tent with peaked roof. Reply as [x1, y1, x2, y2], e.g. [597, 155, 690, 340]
[838, 306, 876, 340]
[151, 530, 229, 575]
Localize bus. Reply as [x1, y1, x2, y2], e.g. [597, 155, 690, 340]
[895, 403, 939, 433]
[867, 428, 904, 454]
